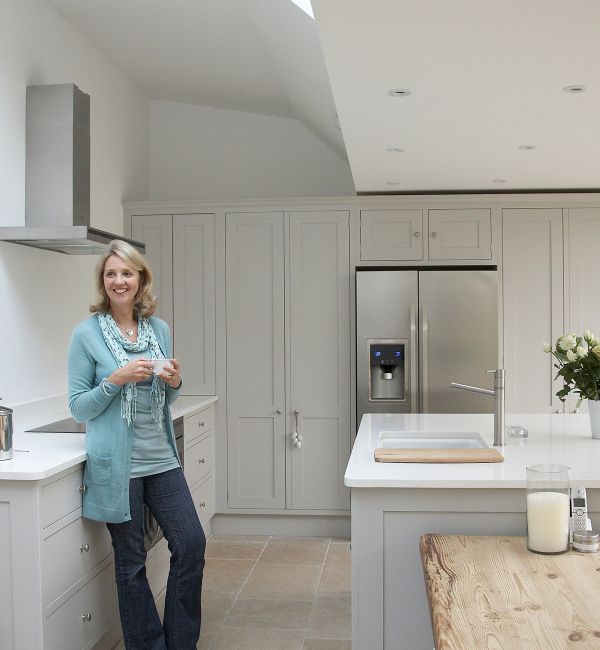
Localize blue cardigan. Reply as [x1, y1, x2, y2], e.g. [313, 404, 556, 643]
[68, 315, 180, 523]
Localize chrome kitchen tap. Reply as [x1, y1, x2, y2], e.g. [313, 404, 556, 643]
[450, 369, 505, 446]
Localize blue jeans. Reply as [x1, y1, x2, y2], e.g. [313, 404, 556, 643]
[107, 467, 206, 650]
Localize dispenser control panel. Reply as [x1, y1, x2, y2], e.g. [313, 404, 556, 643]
[371, 345, 404, 365]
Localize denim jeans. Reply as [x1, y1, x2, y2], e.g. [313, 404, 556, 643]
[107, 467, 206, 650]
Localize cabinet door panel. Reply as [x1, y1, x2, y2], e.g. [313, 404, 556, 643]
[567, 208, 600, 413]
[428, 208, 492, 260]
[288, 211, 350, 510]
[131, 215, 173, 332]
[360, 209, 423, 260]
[173, 214, 215, 395]
[226, 213, 286, 509]
[503, 209, 563, 412]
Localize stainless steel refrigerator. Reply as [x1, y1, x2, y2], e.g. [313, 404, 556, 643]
[356, 269, 498, 424]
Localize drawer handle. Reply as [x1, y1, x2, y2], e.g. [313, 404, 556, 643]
[199, 421, 205, 427]
[199, 502, 206, 508]
[82, 613, 92, 622]
[79, 485, 87, 493]
[80, 543, 90, 552]
[198, 458, 205, 464]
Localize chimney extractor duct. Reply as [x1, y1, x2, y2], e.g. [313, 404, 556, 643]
[0, 84, 145, 255]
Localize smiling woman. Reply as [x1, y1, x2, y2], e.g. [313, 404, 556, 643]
[68, 239, 205, 649]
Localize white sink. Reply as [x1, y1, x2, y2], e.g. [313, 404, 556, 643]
[378, 430, 489, 450]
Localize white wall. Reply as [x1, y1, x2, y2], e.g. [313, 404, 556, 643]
[150, 100, 355, 200]
[0, 0, 149, 407]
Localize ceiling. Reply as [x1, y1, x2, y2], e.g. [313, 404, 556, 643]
[44, 0, 348, 161]
[45, 0, 600, 193]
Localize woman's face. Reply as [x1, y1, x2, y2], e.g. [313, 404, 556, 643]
[103, 254, 140, 313]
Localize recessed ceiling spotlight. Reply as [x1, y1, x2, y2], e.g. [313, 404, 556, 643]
[388, 89, 411, 97]
[563, 85, 587, 94]
[492, 179, 507, 183]
[386, 181, 402, 185]
[518, 144, 536, 150]
[387, 147, 405, 153]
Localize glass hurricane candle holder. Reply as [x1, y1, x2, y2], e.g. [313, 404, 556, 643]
[526, 464, 570, 554]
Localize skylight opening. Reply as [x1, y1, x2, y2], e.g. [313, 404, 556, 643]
[290, 0, 314, 18]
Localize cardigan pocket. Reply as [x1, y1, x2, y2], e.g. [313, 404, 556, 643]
[87, 450, 112, 486]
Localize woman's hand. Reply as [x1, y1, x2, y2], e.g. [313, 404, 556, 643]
[107, 359, 154, 385]
[159, 358, 182, 388]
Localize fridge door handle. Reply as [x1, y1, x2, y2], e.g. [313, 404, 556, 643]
[410, 304, 417, 413]
[421, 306, 429, 413]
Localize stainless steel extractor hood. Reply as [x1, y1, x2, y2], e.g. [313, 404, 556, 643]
[0, 84, 144, 255]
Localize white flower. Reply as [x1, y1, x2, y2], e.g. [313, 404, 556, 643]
[584, 330, 595, 343]
[577, 346, 588, 358]
[543, 343, 552, 353]
[592, 345, 600, 360]
[558, 334, 577, 351]
[566, 350, 577, 362]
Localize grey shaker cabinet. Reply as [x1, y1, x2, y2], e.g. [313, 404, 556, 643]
[225, 212, 287, 509]
[132, 213, 216, 395]
[288, 211, 351, 510]
[225, 210, 351, 511]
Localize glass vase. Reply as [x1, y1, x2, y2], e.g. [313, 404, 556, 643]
[588, 399, 600, 440]
[526, 464, 570, 554]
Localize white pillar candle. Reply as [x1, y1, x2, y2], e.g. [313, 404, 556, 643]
[527, 491, 570, 553]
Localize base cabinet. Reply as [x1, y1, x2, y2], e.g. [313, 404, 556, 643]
[0, 467, 118, 650]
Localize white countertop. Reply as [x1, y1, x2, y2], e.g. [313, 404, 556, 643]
[345, 412, 600, 488]
[0, 396, 218, 481]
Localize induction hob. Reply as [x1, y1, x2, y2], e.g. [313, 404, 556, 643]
[27, 416, 86, 433]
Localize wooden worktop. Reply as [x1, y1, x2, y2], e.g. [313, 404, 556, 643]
[420, 534, 600, 649]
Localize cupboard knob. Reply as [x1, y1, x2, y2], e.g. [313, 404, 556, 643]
[199, 421, 205, 427]
[80, 543, 90, 552]
[572, 408, 579, 414]
[414, 231, 421, 238]
[276, 409, 282, 414]
[82, 613, 92, 622]
[199, 502, 206, 508]
[198, 458, 205, 464]
[554, 409, 562, 414]
[431, 231, 438, 238]
[79, 485, 86, 493]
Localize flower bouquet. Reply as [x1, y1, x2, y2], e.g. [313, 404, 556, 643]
[544, 330, 600, 407]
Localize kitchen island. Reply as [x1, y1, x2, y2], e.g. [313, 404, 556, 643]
[346, 413, 600, 650]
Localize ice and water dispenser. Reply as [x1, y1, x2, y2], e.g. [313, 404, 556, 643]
[367, 339, 407, 402]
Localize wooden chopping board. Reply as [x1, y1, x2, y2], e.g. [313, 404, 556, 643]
[374, 448, 504, 463]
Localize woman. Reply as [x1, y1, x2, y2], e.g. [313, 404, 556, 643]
[68, 239, 205, 650]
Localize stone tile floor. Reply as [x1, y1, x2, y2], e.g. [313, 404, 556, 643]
[199, 535, 351, 650]
[113, 535, 352, 650]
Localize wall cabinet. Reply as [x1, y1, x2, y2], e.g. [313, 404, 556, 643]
[132, 214, 215, 395]
[226, 210, 351, 511]
[502, 208, 564, 413]
[360, 208, 492, 261]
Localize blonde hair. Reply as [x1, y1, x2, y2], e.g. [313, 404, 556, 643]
[90, 240, 157, 318]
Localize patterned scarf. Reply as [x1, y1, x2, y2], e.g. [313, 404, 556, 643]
[97, 312, 165, 428]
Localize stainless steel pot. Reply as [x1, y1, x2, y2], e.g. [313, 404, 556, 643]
[0, 399, 13, 461]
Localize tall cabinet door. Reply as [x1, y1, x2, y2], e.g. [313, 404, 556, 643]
[226, 212, 286, 509]
[566, 208, 600, 413]
[131, 214, 173, 332]
[173, 214, 215, 395]
[288, 211, 351, 510]
[503, 209, 564, 413]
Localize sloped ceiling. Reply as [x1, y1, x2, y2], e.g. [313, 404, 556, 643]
[44, 0, 348, 161]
